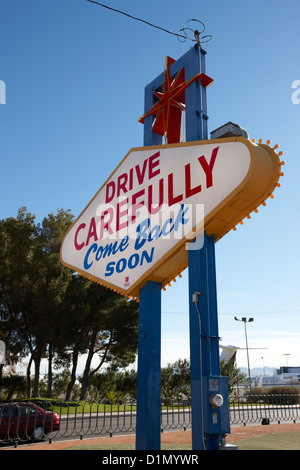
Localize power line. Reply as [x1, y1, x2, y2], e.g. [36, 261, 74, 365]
[86, 0, 187, 40]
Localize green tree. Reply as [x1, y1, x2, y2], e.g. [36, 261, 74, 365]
[0, 208, 38, 388]
[0, 374, 27, 401]
[161, 358, 191, 405]
[115, 369, 137, 401]
[79, 284, 139, 400]
[58, 275, 91, 401]
[0, 208, 74, 397]
[33, 209, 74, 397]
[21, 208, 74, 396]
[0, 208, 139, 400]
[220, 359, 246, 394]
[89, 369, 116, 401]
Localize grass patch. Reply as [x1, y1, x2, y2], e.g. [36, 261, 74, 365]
[231, 431, 300, 451]
[54, 403, 136, 415]
[10, 398, 137, 415]
[63, 431, 300, 451]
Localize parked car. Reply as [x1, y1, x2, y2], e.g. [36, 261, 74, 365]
[0, 402, 60, 441]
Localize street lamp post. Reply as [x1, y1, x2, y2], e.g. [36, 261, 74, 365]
[282, 353, 290, 370]
[234, 316, 254, 388]
[261, 356, 265, 376]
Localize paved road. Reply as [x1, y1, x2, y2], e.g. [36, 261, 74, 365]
[51, 409, 191, 441]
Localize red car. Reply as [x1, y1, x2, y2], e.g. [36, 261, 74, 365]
[0, 402, 60, 441]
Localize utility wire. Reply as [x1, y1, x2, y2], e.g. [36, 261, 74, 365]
[86, 0, 187, 40]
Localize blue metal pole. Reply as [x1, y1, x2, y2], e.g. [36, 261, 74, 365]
[188, 233, 222, 450]
[185, 44, 209, 142]
[136, 44, 230, 450]
[136, 281, 161, 450]
[186, 44, 230, 450]
[135, 81, 162, 450]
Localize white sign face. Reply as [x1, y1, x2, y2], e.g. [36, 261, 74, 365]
[61, 139, 252, 297]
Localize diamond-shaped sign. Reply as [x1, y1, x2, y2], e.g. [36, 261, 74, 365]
[61, 137, 282, 299]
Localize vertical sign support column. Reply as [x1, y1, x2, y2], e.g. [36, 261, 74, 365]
[186, 44, 230, 450]
[135, 84, 163, 450]
[136, 43, 230, 450]
[136, 281, 161, 450]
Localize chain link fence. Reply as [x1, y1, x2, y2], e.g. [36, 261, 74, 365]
[1, 393, 300, 446]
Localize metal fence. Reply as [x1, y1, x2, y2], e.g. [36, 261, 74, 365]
[230, 392, 300, 426]
[1, 394, 300, 446]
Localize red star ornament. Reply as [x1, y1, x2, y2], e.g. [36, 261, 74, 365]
[138, 56, 213, 144]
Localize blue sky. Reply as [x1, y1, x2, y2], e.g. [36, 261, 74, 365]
[1, 0, 300, 372]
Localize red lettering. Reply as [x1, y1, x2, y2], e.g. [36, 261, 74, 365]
[168, 173, 183, 206]
[74, 223, 86, 250]
[148, 151, 160, 179]
[129, 168, 134, 191]
[131, 189, 145, 222]
[116, 198, 129, 232]
[135, 160, 148, 185]
[185, 163, 201, 198]
[117, 173, 128, 197]
[85, 217, 98, 246]
[198, 146, 219, 189]
[105, 181, 115, 203]
[148, 178, 164, 214]
[104, 152, 161, 205]
[99, 208, 114, 240]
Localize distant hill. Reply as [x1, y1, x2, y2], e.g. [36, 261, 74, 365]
[239, 366, 277, 377]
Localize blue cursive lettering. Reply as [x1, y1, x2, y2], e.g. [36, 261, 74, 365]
[134, 204, 190, 251]
[83, 236, 129, 270]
